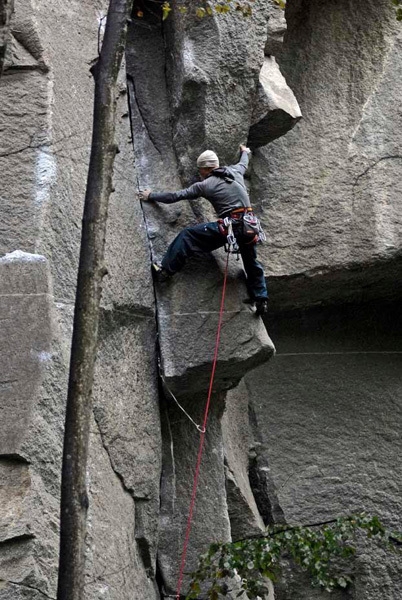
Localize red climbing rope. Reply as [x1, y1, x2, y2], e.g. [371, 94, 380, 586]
[175, 252, 230, 600]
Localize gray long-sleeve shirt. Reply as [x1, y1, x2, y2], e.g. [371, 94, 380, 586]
[149, 151, 251, 218]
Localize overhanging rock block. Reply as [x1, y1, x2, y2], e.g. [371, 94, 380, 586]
[248, 56, 302, 149]
[157, 253, 275, 398]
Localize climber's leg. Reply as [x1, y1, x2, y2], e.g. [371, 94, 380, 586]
[239, 242, 268, 301]
[161, 222, 225, 274]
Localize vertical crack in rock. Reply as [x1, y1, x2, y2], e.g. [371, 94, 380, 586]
[126, 3, 277, 594]
[247, 393, 286, 526]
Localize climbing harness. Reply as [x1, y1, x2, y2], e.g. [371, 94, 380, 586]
[218, 207, 266, 256]
[175, 251, 230, 600]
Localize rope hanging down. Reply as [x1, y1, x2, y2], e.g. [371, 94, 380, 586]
[175, 251, 230, 600]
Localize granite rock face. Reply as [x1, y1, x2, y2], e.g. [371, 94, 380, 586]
[0, 1, 160, 598]
[251, 0, 402, 310]
[1, 0, 278, 598]
[248, 303, 402, 599]
[2, 0, 401, 599]
[126, 7, 276, 594]
[0, 252, 64, 600]
[164, 0, 301, 176]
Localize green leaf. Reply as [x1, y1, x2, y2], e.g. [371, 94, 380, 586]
[162, 1, 171, 20]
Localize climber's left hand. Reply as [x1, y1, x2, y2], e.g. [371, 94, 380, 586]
[139, 189, 151, 201]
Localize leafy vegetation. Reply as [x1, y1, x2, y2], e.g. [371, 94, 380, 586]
[133, 0, 402, 22]
[133, 0, 268, 22]
[186, 514, 402, 600]
[392, 0, 402, 20]
[133, 0, 402, 24]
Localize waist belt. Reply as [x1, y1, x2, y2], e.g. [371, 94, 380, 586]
[221, 207, 253, 220]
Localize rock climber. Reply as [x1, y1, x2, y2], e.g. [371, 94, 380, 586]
[139, 145, 269, 316]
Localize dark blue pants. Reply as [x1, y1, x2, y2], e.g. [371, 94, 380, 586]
[161, 222, 268, 300]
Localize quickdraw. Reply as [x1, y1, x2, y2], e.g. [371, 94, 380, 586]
[223, 216, 240, 255]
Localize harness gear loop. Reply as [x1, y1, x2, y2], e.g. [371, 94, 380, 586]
[175, 251, 230, 600]
[219, 206, 266, 256]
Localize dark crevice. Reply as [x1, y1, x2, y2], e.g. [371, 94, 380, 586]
[128, 72, 163, 156]
[248, 454, 286, 526]
[0, 129, 87, 160]
[3, 62, 49, 74]
[352, 154, 402, 187]
[7, 581, 55, 600]
[0, 453, 30, 464]
[99, 304, 154, 328]
[247, 402, 286, 526]
[155, 558, 167, 599]
[0, 533, 35, 546]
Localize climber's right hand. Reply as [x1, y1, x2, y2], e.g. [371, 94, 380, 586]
[139, 189, 151, 201]
[240, 144, 251, 154]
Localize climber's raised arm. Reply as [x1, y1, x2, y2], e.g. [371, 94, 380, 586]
[229, 144, 251, 175]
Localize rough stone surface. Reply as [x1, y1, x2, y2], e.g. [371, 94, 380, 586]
[93, 311, 161, 571]
[0, 252, 64, 600]
[265, 4, 287, 57]
[127, 17, 275, 401]
[158, 393, 231, 593]
[162, 0, 301, 178]
[101, 69, 155, 314]
[164, 0, 271, 177]
[222, 380, 265, 540]
[251, 0, 402, 310]
[84, 421, 159, 600]
[92, 64, 162, 580]
[0, 0, 13, 74]
[156, 255, 275, 398]
[2, 0, 402, 599]
[247, 301, 402, 598]
[0, 460, 32, 543]
[0, 1, 163, 599]
[0, 252, 51, 458]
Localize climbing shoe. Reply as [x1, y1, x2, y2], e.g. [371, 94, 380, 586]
[152, 262, 172, 283]
[255, 298, 268, 317]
